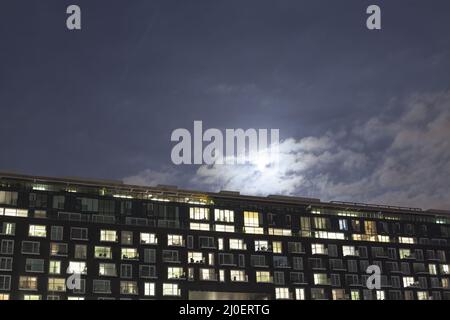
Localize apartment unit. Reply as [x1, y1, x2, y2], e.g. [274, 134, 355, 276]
[0, 172, 449, 300]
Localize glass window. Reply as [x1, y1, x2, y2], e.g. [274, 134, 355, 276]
[189, 207, 209, 220]
[214, 209, 234, 223]
[163, 283, 180, 296]
[120, 264, 133, 278]
[95, 246, 112, 259]
[67, 261, 87, 274]
[70, 228, 88, 240]
[0, 240, 14, 255]
[25, 259, 44, 273]
[168, 234, 184, 246]
[74, 244, 87, 259]
[99, 263, 117, 277]
[311, 243, 326, 255]
[120, 281, 138, 295]
[0, 257, 13, 271]
[50, 243, 68, 256]
[0, 275, 11, 290]
[140, 233, 157, 245]
[49, 261, 61, 274]
[1, 222, 15, 235]
[121, 248, 138, 260]
[256, 271, 272, 283]
[100, 230, 117, 242]
[144, 282, 155, 296]
[29, 225, 46, 238]
[275, 287, 290, 300]
[93, 280, 111, 293]
[50, 226, 63, 241]
[48, 278, 66, 292]
[19, 276, 38, 290]
[121, 231, 133, 245]
[22, 241, 40, 255]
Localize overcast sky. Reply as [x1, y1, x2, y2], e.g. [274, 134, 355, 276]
[1, 1, 450, 210]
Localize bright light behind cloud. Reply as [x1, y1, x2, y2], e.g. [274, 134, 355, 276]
[125, 91, 450, 210]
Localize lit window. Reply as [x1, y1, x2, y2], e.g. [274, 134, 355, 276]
[229, 239, 246, 250]
[100, 230, 117, 242]
[50, 243, 68, 256]
[351, 290, 360, 300]
[49, 261, 61, 274]
[399, 237, 415, 244]
[403, 277, 415, 288]
[268, 228, 292, 236]
[272, 241, 282, 254]
[311, 243, 326, 255]
[23, 295, 41, 300]
[214, 224, 235, 233]
[188, 252, 205, 264]
[99, 263, 117, 277]
[295, 288, 305, 300]
[244, 211, 260, 227]
[256, 271, 272, 283]
[275, 287, 290, 299]
[343, 246, 357, 256]
[19, 276, 38, 290]
[199, 268, 217, 281]
[67, 261, 87, 275]
[0, 294, 10, 300]
[163, 283, 180, 296]
[144, 282, 155, 296]
[1, 222, 15, 235]
[364, 221, 377, 235]
[399, 249, 412, 259]
[28, 225, 46, 238]
[140, 233, 157, 245]
[417, 291, 429, 300]
[339, 219, 348, 231]
[48, 278, 66, 292]
[254, 240, 269, 252]
[243, 211, 264, 234]
[214, 209, 234, 223]
[313, 217, 329, 230]
[376, 290, 385, 300]
[95, 246, 112, 259]
[167, 267, 184, 279]
[314, 273, 329, 285]
[120, 281, 138, 295]
[121, 248, 138, 260]
[230, 270, 247, 282]
[189, 207, 209, 220]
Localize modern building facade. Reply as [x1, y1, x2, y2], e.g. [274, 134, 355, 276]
[0, 171, 449, 300]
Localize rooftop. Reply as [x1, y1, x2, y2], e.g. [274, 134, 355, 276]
[1, 171, 449, 218]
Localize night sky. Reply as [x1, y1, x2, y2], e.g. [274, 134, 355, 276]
[1, 1, 450, 209]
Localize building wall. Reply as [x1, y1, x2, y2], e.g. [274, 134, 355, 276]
[0, 177, 449, 300]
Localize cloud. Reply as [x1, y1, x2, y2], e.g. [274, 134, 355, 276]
[124, 91, 450, 210]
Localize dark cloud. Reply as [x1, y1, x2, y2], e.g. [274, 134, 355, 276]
[1, 1, 450, 209]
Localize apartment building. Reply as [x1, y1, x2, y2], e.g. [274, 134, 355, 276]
[0, 172, 449, 300]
